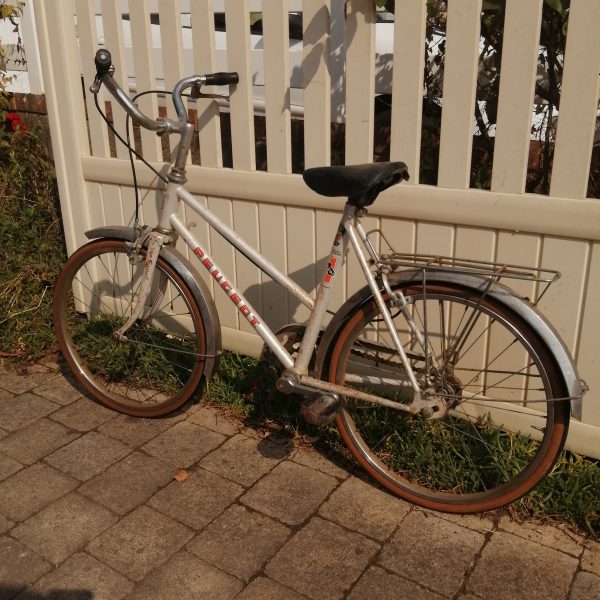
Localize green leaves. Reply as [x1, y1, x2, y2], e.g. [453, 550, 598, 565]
[544, 0, 564, 14]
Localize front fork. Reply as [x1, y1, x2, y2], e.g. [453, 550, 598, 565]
[114, 230, 165, 340]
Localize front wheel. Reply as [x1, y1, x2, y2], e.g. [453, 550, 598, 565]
[53, 238, 209, 417]
[327, 280, 570, 513]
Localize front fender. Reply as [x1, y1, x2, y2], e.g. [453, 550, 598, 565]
[85, 226, 222, 379]
[314, 269, 583, 420]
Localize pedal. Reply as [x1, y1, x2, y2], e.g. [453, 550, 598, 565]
[276, 374, 340, 427]
[299, 394, 341, 427]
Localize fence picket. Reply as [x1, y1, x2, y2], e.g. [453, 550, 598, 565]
[550, 0, 600, 199]
[491, 0, 543, 194]
[225, 0, 256, 171]
[190, 0, 223, 168]
[438, 0, 483, 189]
[263, 0, 292, 174]
[389, 0, 426, 178]
[233, 200, 262, 334]
[345, 0, 375, 164]
[75, 0, 109, 157]
[302, 0, 331, 168]
[577, 243, 600, 425]
[101, 0, 130, 159]
[128, 0, 162, 162]
[157, 0, 186, 161]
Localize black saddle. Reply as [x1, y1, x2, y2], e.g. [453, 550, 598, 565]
[303, 162, 409, 208]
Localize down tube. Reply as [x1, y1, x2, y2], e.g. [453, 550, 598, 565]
[169, 214, 294, 369]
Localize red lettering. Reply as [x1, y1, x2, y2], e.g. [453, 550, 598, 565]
[240, 305, 251, 317]
[250, 317, 260, 326]
[221, 282, 232, 293]
[202, 257, 213, 269]
[193, 247, 204, 258]
[231, 293, 241, 304]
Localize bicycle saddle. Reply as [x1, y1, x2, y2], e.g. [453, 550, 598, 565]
[303, 161, 409, 207]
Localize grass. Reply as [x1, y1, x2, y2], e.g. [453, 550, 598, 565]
[1, 113, 599, 540]
[0, 122, 65, 359]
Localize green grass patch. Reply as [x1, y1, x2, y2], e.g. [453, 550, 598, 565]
[204, 351, 600, 538]
[0, 123, 65, 360]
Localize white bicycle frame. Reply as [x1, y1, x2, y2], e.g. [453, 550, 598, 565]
[116, 180, 426, 413]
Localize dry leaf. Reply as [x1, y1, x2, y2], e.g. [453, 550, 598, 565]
[173, 469, 189, 482]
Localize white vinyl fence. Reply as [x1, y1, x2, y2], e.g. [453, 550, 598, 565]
[32, 0, 600, 458]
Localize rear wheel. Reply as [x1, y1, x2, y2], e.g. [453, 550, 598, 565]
[53, 239, 208, 417]
[327, 280, 570, 512]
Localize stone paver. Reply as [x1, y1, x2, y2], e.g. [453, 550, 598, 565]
[188, 405, 241, 436]
[0, 418, 80, 465]
[235, 577, 308, 600]
[79, 451, 174, 515]
[378, 510, 485, 597]
[148, 467, 243, 530]
[50, 397, 116, 431]
[199, 433, 286, 487]
[319, 476, 410, 540]
[99, 411, 186, 447]
[291, 447, 350, 480]
[125, 550, 243, 600]
[87, 506, 193, 581]
[582, 540, 600, 574]
[11, 492, 118, 564]
[187, 504, 290, 581]
[467, 531, 578, 600]
[0, 463, 78, 522]
[142, 420, 226, 467]
[266, 516, 380, 600]
[0, 369, 54, 395]
[26, 552, 134, 600]
[0, 536, 52, 596]
[33, 376, 85, 406]
[0, 391, 58, 431]
[0, 452, 22, 482]
[571, 571, 600, 600]
[0, 514, 13, 535]
[497, 514, 585, 557]
[1, 363, 599, 600]
[427, 508, 496, 534]
[241, 460, 339, 525]
[45, 431, 131, 481]
[348, 565, 446, 600]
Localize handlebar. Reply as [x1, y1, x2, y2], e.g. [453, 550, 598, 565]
[91, 48, 238, 131]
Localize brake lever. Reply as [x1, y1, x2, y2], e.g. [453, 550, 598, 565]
[90, 76, 103, 95]
[90, 65, 115, 95]
[189, 84, 230, 101]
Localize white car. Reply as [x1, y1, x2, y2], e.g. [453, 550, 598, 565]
[92, 2, 396, 123]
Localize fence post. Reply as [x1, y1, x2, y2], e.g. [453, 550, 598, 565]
[33, 0, 91, 255]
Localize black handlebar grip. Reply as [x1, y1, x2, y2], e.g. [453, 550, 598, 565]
[204, 72, 239, 86]
[95, 49, 112, 76]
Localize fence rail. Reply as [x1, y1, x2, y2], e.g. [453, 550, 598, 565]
[31, 0, 600, 458]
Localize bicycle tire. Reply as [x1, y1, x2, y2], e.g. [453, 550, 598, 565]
[326, 279, 570, 513]
[53, 238, 209, 417]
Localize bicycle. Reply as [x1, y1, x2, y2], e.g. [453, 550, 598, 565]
[52, 49, 586, 514]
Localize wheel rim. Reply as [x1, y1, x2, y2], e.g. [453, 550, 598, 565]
[55, 241, 206, 415]
[329, 283, 568, 511]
